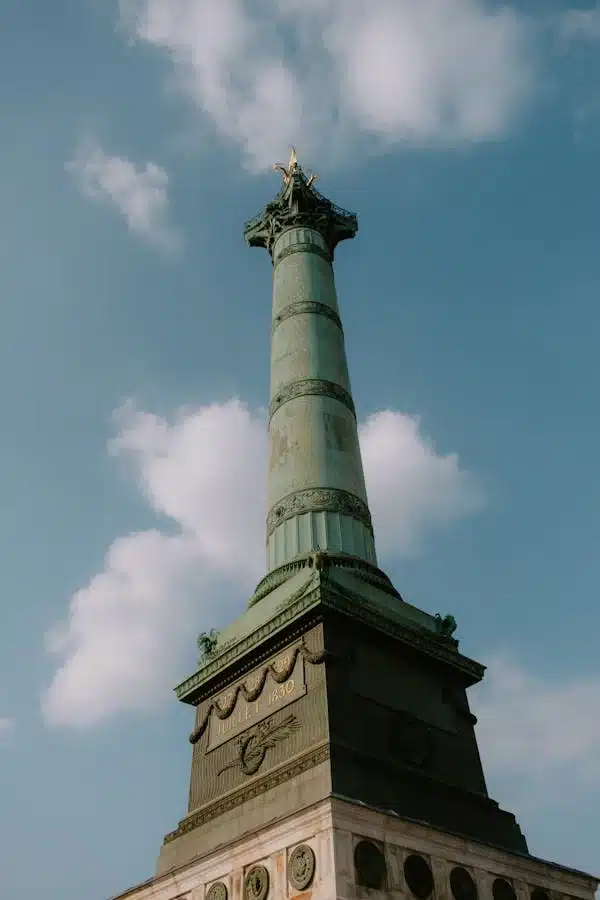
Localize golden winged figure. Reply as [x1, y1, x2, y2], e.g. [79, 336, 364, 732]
[272, 147, 318, 189]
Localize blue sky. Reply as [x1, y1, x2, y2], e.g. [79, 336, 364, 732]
[1, 0, 600, 897]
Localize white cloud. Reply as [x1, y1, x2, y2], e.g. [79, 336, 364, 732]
[42, 402, 482, 728]
[109, 400, 266, 578]
[361, 411, 485, 556]
[0, 715, 15, 745]
[473, 657, 600, 783]
[42, 400, 265, 727]
[66, 138, 182, 253]
[561, 6, 600, 42]
[118, 0, 533, 170]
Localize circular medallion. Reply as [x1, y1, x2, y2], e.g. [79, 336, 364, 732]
[450, 867, 478, 900]
[404, 854, 434, 898]
[206, 883, 228, 900]
[245, 865, 269, 900]
[289, 844, 316, 891]
[493, 879, 517, 900]
[354, 840, 387, 890]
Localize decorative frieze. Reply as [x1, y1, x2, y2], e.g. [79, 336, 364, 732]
[273, 241, 332, 269]
[272, 300, 342, 335]
[269, 378, 356, 420]
[266, 487, 373, 538]
[189, 638, 325, 746]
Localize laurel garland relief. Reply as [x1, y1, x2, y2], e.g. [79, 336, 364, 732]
[189, 637, 326, 746]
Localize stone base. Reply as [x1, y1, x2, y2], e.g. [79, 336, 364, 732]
[110, 795, 598, 900]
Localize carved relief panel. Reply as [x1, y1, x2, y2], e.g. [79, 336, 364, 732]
[187, 624, 327, 813]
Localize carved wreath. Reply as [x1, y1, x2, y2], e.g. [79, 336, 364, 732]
[245, 865, 270, 900]
[217, 713, 301, 777]
[289, 844, 316, 891]
[206, 883, 228, 900]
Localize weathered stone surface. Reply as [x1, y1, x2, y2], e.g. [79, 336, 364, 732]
[157, 571, 524, 876]
[110, 797, 598, 900]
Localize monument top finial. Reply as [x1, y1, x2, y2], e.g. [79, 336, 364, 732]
[272, 146, 304, 184]
[246, 147, 356, 255]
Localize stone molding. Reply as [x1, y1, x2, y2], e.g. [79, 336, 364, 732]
[110, 795, 598, 900]
[247, 568, 323, 622]
[176, 577, 482, 705]
[164, 742, 330, 844]
[251, 557, 320, 606]
[273, 241, 332, 269]
[267, 487, 372, 538]
[269, 378, 356, 420]
[272, 300, 342, 336]
[251, 553, 398, 606]
[323, 579, 483, 681]
[175, 587, 322, 703]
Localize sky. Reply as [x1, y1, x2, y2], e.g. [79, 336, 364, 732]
[1, 0, 600, 897]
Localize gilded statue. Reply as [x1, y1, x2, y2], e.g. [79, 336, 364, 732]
[272, 147, 318, 189]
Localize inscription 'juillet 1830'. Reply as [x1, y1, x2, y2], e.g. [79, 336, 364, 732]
[207, 650, 306, 751]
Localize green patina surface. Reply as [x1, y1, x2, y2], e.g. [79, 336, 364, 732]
[187, 153, 468, 707]
[243, 150, 357, 256]
[244, 153, 376, 574]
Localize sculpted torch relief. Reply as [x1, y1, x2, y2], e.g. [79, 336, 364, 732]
[207, 647, 307, 751]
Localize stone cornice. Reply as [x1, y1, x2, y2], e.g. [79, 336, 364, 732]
[321, 581, 484, 683]
[175, 583, 322, 704]
[175, 576, 483, 706]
